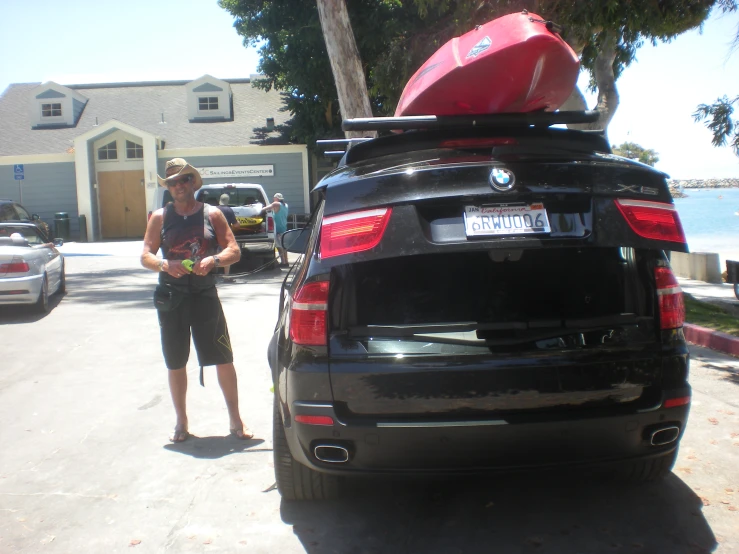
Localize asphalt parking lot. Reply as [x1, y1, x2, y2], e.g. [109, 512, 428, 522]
[1, 241, 738, 553]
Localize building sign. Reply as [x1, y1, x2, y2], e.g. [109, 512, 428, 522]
[197, 165, 274, 179]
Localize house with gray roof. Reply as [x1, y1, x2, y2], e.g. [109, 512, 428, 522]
[0, 75, 307, 240]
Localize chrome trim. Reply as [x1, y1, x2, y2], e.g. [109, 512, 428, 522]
[650, 426, 680, 446]
[314, 445, 349, 463]
[376, 420, 507, 428]
[293, 402, 333, 409]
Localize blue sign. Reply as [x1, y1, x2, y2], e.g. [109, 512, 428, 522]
[14, 174, 24, 180]
[14, 164, 24, 175]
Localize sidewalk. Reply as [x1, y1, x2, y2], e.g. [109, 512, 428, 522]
[678, 277, 739, 357]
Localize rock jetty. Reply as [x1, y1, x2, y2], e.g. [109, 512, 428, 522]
[667, 178, 739, 199]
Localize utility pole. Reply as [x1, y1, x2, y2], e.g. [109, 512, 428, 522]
[316, 0, 377, 139]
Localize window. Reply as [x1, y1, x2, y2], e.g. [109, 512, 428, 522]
[198, 97, 219, 111]
[126, 140, 143, 159]
[98, 141, 117, 160]
[14, 204, 31, 220]
[0, 203, 20, 221]
[41, 103, 62, 117]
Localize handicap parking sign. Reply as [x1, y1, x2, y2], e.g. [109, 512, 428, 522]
[14, 164, 24, 174]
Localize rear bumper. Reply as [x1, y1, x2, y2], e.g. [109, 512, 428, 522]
[281, 394, 690, 475]
[0, 274, 42, 305]
[235, 237, 274, 253]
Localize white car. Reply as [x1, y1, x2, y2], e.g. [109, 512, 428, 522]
[195, 184, 276, 265]
[0, 223, 65, 312]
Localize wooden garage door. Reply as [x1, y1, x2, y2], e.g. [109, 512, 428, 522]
[98, 171, 147, 238]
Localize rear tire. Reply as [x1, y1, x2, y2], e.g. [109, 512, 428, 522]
[273, 395, 340, 500]
[57, 264, 66, 294]
[616, 449, 678, 483]
[34, 275, 49, 313]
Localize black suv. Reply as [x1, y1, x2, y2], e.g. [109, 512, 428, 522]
[268, 111, 691, 500]
[0, 200, 51, 239]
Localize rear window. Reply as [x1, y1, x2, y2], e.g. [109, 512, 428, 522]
[197, 188, 266, 207]
[333, 247, 657, 352]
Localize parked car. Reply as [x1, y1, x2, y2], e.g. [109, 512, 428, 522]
[0, 199, 52, 239]
[0, 223, 65, 312]
[268, 111, 691, 500]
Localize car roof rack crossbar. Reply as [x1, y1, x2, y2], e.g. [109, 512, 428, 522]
[342, 110, 600, 132]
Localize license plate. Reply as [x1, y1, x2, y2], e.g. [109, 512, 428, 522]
[236, 216, 263, 226]
[464, 203, 551, 237]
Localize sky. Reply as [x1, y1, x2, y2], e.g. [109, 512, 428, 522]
[1, 0, 738, 179]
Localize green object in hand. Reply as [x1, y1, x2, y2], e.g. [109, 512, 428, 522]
[182, 259, 194, 272]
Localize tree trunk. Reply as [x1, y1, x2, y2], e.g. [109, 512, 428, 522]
[564, 33, 619, 140]
[316, 0, 376, 139]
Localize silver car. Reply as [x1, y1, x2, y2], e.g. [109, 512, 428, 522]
[0, 223, 65, 312]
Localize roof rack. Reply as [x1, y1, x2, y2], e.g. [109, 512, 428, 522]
[342, 110, 600, 132]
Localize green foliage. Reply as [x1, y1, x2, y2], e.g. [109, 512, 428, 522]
[219, 0, 717, 146]
[694, 96, 739, 156]
[693, 1, 738, 157]
[612, 141, 660, 166]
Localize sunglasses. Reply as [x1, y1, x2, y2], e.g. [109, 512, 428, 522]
[167, 174, 193, 187]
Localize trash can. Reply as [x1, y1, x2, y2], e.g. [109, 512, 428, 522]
[54, 212, 70, 240]
[727, 260, 739, 283]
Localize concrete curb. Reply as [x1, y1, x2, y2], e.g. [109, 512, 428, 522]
[684, 323, 739, 357]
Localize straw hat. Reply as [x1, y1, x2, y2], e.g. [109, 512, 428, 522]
[157, 158, 203, 190]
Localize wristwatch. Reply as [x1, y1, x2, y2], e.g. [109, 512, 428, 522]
[213, 255, 221, 268]
[158, 259, 165, 272]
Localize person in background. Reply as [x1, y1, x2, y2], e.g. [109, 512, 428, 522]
[217, 194, 237, 276]
[262, 193, 289, 267]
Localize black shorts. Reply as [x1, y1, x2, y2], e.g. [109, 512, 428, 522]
[157, 287, 233, 370]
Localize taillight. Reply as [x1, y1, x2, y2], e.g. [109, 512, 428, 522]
[294, 415, 334, 426]
[615, 199, 686, 243]
[0, 262, 30, 273]
[664, 396, 690, 408]
[290, 280, 329, 345]
[267, 216, 274, 232]
[655, 266, 685, 330]
[320, 208, 391, 259]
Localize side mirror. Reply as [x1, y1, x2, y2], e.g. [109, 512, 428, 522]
[53, 238, 64, 247]
[281, 227, 309, 253]
[32, 214, 40, 220]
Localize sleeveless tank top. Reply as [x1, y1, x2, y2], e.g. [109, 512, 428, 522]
[274, 202, 288, 234]
[159, 202, 218, 291]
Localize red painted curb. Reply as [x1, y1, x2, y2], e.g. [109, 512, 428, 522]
[683, 323, 739, 357]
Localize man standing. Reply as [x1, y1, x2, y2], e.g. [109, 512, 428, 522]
[141, 158, 253, 442]
[262, 192, 289, 267]
[216, 194, 237, 276]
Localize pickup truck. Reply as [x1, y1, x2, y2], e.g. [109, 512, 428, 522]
[195, 184, 276, 266]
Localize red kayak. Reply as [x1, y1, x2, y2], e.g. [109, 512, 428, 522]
[395, 11, 580, 117]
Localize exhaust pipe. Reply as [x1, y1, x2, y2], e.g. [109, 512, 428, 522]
[314, 444, 349, 463]
[650, 426, 680, 446]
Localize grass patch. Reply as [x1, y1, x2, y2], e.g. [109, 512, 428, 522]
[684, 293, 739, 337]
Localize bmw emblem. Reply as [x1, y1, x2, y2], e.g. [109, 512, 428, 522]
[489, 167, 515, 192]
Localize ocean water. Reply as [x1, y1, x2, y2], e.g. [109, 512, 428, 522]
[673, 187, 739, 269]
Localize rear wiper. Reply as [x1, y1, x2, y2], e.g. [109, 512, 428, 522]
[345, 315, 641, 338]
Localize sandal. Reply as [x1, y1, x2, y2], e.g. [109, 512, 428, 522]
[170, 428, 190, 443]
[229, 426, 254, 440]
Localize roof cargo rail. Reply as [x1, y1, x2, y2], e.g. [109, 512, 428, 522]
[342, 110, 600, 132]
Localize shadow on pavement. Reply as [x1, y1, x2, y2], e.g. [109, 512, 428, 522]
[163, 436, 268, 459]
[281, 472, 715, 554]
[692, 347, 739, 386]
[0, 291, 64, 324]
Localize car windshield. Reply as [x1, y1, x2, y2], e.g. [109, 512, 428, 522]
[198, 188, 265, 207]
[0, 226, 44, 245]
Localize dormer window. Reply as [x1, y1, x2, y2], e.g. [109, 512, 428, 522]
[98, 141, 117, 160]
[126, 140, 143, 159]
[198, 97, 219, 111]
[186, 75, 232, 122]
[42, 103, 62, 117]
[30, 82, 87, 129]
